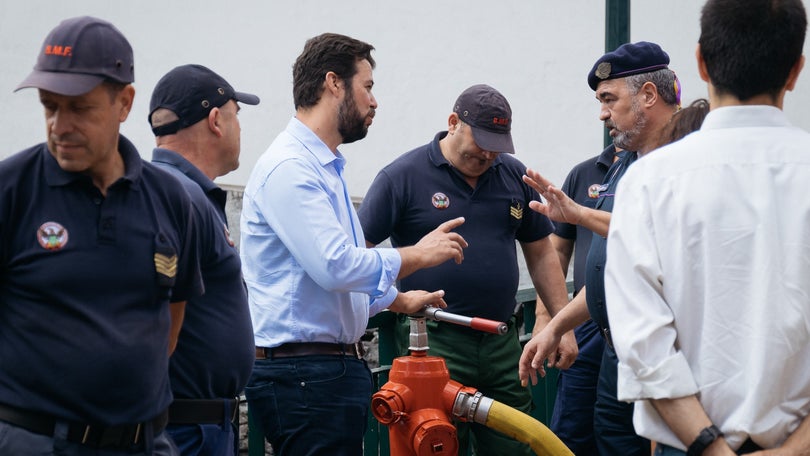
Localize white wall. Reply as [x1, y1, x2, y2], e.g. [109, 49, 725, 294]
[2, 0, 809, 198]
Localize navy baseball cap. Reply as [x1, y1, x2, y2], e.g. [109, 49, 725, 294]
[149, 64, 260, 136]
[587, 41, 670, 91]
[16, 16, 134, 96]
[453, 84, 514, 154]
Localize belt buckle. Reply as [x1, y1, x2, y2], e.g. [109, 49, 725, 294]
[80, 422, 141, 448]
[353, 342, 365, 359]
[231, 398, 240, 424]
[601, 327, 615, 350]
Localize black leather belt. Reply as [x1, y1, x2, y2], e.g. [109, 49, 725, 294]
[168, 398, 239, 425]
[0, 402, 167, 449]
[255, 342, 364, 360]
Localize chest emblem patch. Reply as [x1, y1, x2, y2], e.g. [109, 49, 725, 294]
[432, 192, 450, 209]
[37, 221, 69, 250]
[588, 183, 606, 199]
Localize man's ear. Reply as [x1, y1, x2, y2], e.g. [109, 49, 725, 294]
[785, 55, 805, 92]
[447, 112, 460, 134]
[117, 85, 136, 122]
[325, 71, 342, 98]
[208, 107, 223, 138]
[640, 81, 659, 108]
[696, 44, 710, 83]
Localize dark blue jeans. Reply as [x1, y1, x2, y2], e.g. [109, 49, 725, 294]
[655, 443, 687, 455]
[550, 319, 605, 456]
[594, 344, 650, 456]
[244, 355, 373, 456]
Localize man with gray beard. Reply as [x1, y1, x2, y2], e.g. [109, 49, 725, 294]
[519, 41, 680, 455]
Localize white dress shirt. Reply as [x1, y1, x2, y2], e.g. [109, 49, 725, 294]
[605, 105, 810, 450]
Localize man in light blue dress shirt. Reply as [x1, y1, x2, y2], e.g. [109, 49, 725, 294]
[240, 32, 469, 456]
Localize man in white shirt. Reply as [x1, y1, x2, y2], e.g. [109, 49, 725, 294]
[604, 0, 810, 454]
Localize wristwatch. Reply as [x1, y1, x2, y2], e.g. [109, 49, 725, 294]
[686, 424, 724, 456]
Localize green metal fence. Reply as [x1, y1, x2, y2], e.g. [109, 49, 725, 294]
[246, 284, 572, 455]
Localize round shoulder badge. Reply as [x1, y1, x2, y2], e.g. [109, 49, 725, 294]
[432, 192, 450, 209]
[37, 221, 69, 250]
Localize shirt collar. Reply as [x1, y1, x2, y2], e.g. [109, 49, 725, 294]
[44, 135, 142, 189]
[701, 105, 791, 131]
[598, 143, 618, 170]
[287, 117, 346, 171]
[427, 130, 504, 170]
[151, 147, 220, 196]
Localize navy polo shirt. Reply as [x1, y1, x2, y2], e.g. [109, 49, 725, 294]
[152, 148, 254, 400]
[584, 151, 638, 333]
[555, 144, 616, 292]
[359, 131, 554, 323]
[0, 137, 203, 425]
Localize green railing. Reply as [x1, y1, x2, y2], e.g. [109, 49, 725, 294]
[247, 284, 572, 455]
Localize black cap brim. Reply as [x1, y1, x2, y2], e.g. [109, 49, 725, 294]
[470, 127, 515, 154]
[15, 70, 105, 96]
[234, 91, 260, 105]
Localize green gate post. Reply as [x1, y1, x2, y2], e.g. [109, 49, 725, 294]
[604, 0, 631, 148]
[247, 406, 265, 456]
[364, 310, 397, 456]
[517, 288, 560, 425]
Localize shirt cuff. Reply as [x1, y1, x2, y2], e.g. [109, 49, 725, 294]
[373, 248, 401, 293]
[617, 352, 699, 401]
[369, 286, 398, 317]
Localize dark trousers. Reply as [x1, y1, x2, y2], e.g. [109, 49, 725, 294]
[0, 419, 177, 456]
[550, 319, 605, 456]
[166, 420, 236, 456]
[244, 355, 372, 456]
[594, 344, 650, 456]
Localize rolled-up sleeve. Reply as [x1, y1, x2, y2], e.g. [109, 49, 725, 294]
[605, 169, 699, 402]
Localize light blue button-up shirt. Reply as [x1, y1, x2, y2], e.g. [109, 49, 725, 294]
[241, 117, 401, 347]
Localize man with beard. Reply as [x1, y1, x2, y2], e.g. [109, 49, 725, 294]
[240, 33, 469, 456]
[519, 41, 680, 455]
[358, 84, 574, 456]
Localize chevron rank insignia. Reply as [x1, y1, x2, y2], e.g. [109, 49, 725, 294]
[510, 201, 523, 220]
[154, 253, 178, 278]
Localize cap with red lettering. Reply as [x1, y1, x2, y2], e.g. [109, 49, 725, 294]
[453, 84, 514, 154]
[16, 16, 134, 96]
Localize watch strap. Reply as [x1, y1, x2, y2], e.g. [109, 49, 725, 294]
[687, 424, 724, 456]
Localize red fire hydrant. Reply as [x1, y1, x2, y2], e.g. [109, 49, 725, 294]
[371, 310, 506, 456]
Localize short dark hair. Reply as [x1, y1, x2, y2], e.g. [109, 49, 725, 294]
[292, 33, 375, 110]
[699, 0, 807, 101]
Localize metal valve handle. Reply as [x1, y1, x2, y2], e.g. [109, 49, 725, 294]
[420, 307, 508, 335]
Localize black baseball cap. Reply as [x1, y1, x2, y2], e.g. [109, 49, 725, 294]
[16, 16, 134, 96]
[453, 84, 514, 154]
[149, 64, 260, 136]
